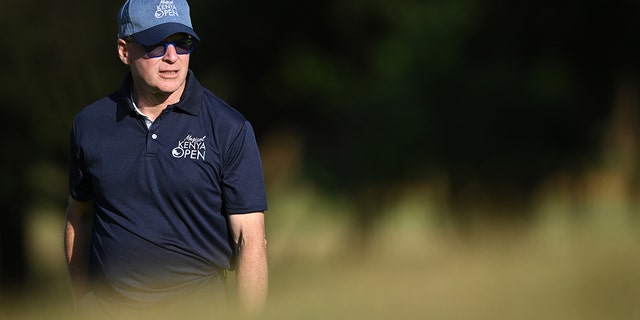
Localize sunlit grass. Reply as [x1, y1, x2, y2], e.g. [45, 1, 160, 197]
[3, 173, 640, 319]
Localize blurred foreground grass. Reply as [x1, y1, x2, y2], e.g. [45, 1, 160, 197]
[2, 178, 640, 320]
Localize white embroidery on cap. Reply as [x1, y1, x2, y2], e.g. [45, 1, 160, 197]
[155, 0, 179, 19]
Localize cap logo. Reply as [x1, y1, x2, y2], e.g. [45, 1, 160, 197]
[155, 0, 180, 19]
[118, 0, 200, 44]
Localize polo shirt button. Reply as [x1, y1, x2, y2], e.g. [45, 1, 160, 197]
[151, 134, 158, 140]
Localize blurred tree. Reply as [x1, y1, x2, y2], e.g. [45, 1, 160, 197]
[0, 0, 123, 292]
[0, 107, 32, 292]
[204, 0, 640, 235]
[3, 0, 640, 287]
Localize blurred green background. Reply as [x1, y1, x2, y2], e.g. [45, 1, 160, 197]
[2, 0, 640, 319]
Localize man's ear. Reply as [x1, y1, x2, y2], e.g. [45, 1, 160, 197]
[117, 39, 130, 65]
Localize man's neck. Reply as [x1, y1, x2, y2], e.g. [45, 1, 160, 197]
[132, 87, 183, 122]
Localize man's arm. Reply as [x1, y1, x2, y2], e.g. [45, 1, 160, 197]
[64, 196, 95, 304]
[229, 212, 268, 314]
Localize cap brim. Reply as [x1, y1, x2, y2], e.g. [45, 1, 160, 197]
[132, 22, 200, 46]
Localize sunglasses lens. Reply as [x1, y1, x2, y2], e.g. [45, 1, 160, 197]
[175, 39, 195, 54]
[143, 39, 195, 58]
[146, 45, 166, 58]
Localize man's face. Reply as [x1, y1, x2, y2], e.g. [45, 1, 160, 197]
[119, 33, 193, 98]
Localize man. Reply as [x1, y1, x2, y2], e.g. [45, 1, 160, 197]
[64, 0, 268, 317]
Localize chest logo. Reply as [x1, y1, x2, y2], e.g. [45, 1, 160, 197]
[172, 135, 206, 161]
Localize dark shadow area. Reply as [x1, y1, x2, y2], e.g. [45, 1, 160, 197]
[2, 0, 640, 292]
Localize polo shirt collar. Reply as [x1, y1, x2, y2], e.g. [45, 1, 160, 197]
[116, 70, 204, 122]
[174, 70, 203, 115]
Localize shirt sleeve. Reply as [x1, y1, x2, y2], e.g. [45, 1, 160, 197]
[69, 120, 93, 202]
[221, 121, 268, 214]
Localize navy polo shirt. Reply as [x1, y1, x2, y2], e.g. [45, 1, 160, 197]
[69, 71, 268, 304]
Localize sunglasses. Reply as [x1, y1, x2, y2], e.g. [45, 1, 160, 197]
[128, 38, 196, 58]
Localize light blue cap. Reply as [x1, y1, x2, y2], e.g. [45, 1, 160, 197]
[118, 0, 200, 46]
